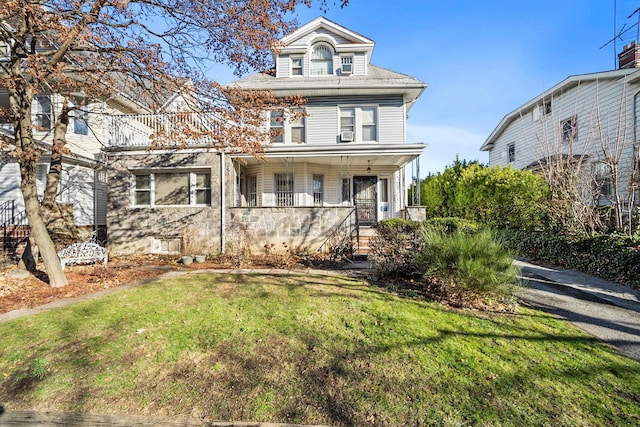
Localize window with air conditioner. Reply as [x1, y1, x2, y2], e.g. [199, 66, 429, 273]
[341, 56, 353, 75]
[339, 106, 378, 142]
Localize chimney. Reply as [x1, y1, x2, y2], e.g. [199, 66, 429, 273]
[618, 41, 640, 69]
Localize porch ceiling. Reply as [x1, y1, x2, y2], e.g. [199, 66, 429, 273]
[230, 143, 426, 168]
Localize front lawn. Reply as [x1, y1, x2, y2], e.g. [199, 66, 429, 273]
[1, 273, 638, 426]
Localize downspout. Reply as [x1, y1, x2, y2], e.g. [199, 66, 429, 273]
[220, 152, 225, 254]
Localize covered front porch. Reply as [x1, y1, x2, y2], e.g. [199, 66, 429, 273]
[224, 144, 423, 254]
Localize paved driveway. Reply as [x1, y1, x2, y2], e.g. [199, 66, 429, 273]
[516, 260, 640, 362]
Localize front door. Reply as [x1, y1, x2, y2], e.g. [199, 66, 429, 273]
[353, 176, 377, 225]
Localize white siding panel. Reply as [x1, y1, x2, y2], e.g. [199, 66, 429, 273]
[378, 99, 405, 144]
[277, 55, 291, 78]
[306, 104, 338, 145]
[0, 162, 25, 223]
[60, 163, 95, 226]
[354, 52, 366, 76]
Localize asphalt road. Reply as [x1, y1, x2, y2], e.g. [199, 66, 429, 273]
[518, 266, 640, 362]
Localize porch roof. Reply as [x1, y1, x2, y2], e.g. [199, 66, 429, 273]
[230, 143, 426, 167]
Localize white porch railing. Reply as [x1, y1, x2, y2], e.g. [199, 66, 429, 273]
[108, 112, 222, 148]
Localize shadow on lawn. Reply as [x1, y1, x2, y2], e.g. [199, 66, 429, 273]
[2, 272, 639, 426]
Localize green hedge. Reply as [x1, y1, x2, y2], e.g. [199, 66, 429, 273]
[500, 230, 640, 290]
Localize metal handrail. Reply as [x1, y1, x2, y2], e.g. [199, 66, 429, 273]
[1, 200, 29, 253]
[317, 206, 358, 259]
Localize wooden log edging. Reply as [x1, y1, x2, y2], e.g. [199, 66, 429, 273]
[0, 410, 329, 427]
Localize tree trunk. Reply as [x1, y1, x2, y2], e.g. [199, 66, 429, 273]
[42, 102, 70, 208]
[12, 92, 68, 287]
[19, 157, 69, 287]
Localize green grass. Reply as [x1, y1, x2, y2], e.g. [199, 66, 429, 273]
[1, 273, 639, 426]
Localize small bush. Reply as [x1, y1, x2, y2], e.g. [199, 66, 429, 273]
[369, 219, 424, 278]
[417, 229, 520, 296]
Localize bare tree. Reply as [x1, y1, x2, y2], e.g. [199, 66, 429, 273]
[0, 0, 348, 287]
[590, 77, 637, 234]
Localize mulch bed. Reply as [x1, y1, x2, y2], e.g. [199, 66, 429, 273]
[0, 253, 346, 315]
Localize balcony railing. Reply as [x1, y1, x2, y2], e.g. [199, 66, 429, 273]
[108, 112, 222, 148]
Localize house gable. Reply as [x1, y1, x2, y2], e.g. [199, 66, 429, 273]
[274, 16, 374, 79]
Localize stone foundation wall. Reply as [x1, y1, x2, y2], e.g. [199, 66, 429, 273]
[227, 207, 354, 254]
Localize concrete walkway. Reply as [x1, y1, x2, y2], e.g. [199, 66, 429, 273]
[515, 259, 640, 361]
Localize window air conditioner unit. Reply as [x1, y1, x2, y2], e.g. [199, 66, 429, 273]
[341, 64, 352, 75]
[340, 131, 354, 142]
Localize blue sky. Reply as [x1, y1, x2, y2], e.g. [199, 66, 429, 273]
[212, 0, 640, 174]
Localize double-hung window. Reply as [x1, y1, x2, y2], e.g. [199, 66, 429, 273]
[247, 175, 257, 207]
[290, 108, 305, 144]
[507, 142, 516, 163]
[340, 108, 355, 133]
[313, 174, 324, 206]
[133, 171, 211, 207]
[33, 95, 52, 130]
[341, 56, 353, 74]
[270, 108, 305, 144]
[339, 106, 378, 142]
[73, 107, 89, 135]
[270, 110, 284, 143]
[561, 116, 577, 143]
[361, 107, 377, 141]
[593, 162, 612, 199]
[0, 42, 9, 60]
[275, 173, 294, 207]
[291, 57, 303, 76]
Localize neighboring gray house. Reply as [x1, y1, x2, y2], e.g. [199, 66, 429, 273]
[105, 17, 427, 256]
[481, 42, 640, 205]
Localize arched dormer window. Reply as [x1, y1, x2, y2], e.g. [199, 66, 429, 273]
[310, 43, 334, 75]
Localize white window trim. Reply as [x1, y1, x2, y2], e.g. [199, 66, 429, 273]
[131, 170, 212, 208]
[338, 105, 379, 143]
[291, 56, 304, 77]
[340, 56, 353, 75]
[268, 109, 306, 144]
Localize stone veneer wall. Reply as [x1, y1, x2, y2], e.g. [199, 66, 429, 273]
[106, 151, 226, 256]
[402, 206, 427, 222]
[227, 206, 355, 254]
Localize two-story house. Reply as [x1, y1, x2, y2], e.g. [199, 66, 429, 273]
[0, 91, 136, 248]
[105, 17, 426, 256]
[481, 42, 640, 208]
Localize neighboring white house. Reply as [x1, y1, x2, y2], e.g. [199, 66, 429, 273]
[105, 17, 427, 256]
[0, 88, 159, 245]
[481, 42, 640, 205]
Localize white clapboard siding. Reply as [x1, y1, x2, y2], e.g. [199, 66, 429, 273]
[305, 95, 405, 145]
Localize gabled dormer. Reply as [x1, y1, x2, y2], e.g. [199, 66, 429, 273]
[274, 17, 375, 78]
